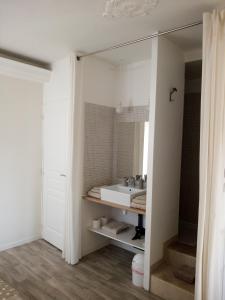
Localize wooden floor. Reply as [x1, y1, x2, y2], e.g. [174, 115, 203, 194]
[0, 240, 159, 300]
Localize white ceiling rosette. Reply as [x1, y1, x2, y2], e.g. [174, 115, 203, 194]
[103, 0, 159, 18]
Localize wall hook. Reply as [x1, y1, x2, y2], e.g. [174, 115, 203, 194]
[170, 87, 177, 102]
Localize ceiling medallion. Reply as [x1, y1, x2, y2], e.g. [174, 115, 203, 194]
[103, 0, 159, 18]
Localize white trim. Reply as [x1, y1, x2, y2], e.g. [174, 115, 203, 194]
[0, 235, 41, 252]
[143, 36, 158, 291]
[69, 54, 84, 262]
[0, 57, 51, 82]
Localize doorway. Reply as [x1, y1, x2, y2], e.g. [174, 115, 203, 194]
[179, 60, 202, 247]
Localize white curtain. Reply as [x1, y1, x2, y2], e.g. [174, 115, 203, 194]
[195, 10, 225, 300]
[62, 54, 83, 264]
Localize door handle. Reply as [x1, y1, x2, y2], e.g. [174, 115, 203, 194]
[60, 174, 67, 177]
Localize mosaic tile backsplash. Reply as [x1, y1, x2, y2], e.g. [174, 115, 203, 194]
[83, 103, 149, 193]
[84, 103, 114, 193]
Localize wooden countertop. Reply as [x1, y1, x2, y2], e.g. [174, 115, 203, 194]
[84, 196, 146, 215]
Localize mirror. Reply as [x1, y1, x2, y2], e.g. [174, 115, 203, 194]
[113, 118, 149, 181]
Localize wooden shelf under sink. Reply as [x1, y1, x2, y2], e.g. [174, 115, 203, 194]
[83, 196, 146, 215]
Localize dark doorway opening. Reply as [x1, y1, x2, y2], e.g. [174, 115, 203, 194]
[179, 60, 202, 247]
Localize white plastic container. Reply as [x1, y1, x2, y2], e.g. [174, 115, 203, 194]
[92, 218, 101, 229]
[132, 253, 144, 287]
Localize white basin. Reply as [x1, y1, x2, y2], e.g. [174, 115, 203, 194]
[100, 184, 146, 207]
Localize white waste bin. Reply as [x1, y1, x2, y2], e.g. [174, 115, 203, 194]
[132, 253, 144, 287]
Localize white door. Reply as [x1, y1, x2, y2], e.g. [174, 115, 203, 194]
[42, 98, 70, 250]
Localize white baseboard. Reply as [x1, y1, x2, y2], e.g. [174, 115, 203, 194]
[0, 235, 41, 252]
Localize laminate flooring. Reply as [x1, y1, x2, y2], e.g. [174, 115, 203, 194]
[0, 240, 159, 300]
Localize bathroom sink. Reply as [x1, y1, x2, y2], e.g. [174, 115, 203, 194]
[100, 184, 146, 207]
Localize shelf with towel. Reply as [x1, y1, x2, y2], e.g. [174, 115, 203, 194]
[84, 196, 146, 215]
[88, 225, 145, 251]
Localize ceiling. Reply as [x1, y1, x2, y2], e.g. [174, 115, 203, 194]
[0, 0, 223, 66]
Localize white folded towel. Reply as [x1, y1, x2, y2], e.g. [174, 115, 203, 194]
[132, 194, 146, 205]
[102, 220, 129, 234]
[131, 202, 146, 210]
[132, 198, 146, 205]
[87, 185, 107, 199]
[90, 185, 106, 193]
[91, 187, 101, 193]
[87, 191, 101, 199]
[135, 194, 146, 201]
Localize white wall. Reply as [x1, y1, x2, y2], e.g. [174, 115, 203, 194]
[116, 60, 151, 107]
[82, 56, 151, 108]
[82, 56, 117, 107]
[44, 57, 72, 101]
[0, 74, 43, 251]
[146, 37, 185, 271]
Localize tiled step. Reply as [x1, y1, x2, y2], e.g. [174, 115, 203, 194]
[166, 241, 196, 269]
[151, 263, 194, 300]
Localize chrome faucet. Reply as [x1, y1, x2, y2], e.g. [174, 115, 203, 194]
[128, 176, 135, 187]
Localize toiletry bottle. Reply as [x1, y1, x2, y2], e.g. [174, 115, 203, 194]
[144, 174, 147, 189]
[122, 177, 128, 186]
[138, 178, 144, 189]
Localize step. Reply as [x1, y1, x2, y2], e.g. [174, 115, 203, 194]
[151, 263, 194, 300]
[179, 227, 197, 247]
[174, 265, 195, 284]
[166, 241, 196, 269]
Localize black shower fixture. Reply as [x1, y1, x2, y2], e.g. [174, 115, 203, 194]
[170, 87, 178, 102]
